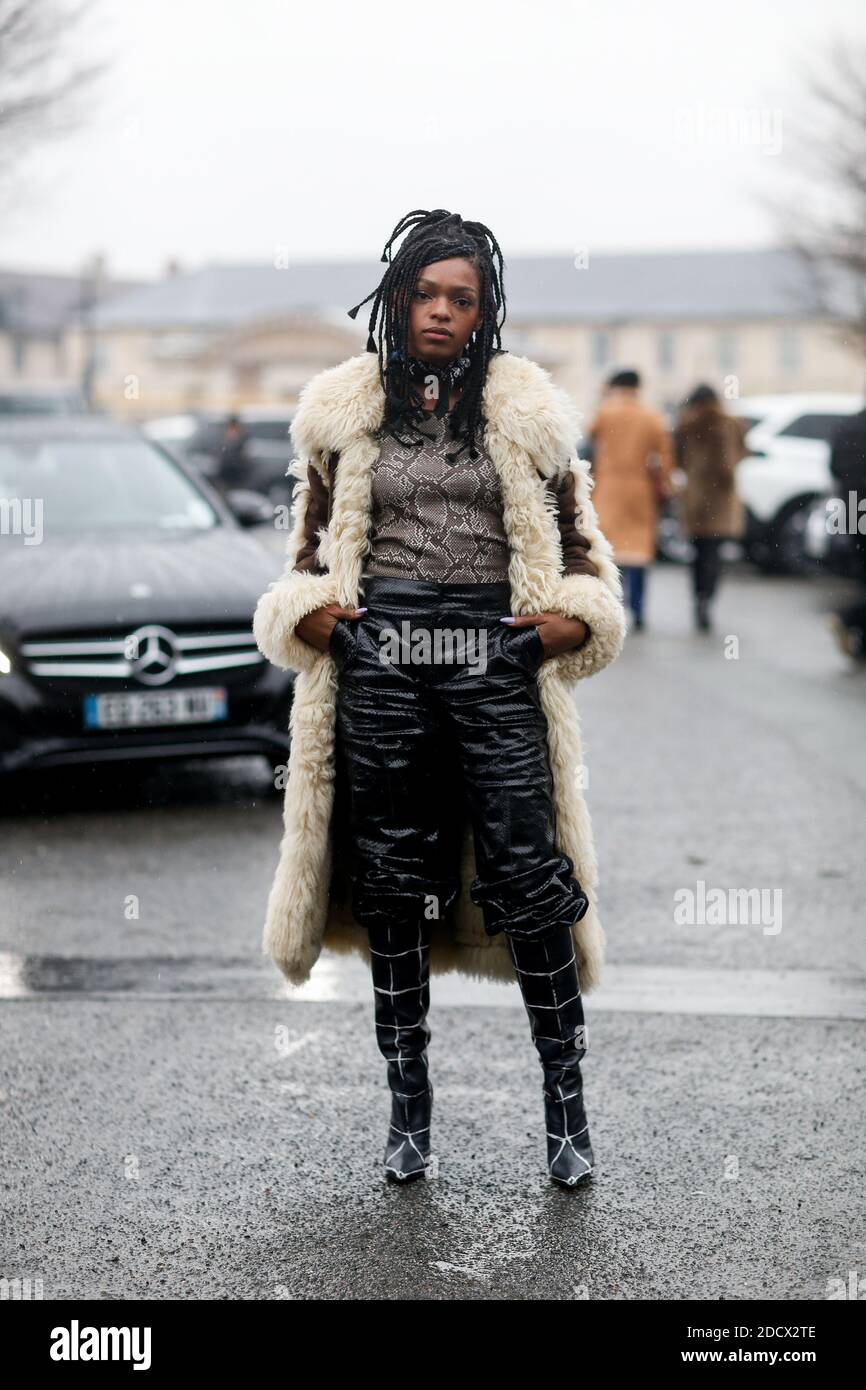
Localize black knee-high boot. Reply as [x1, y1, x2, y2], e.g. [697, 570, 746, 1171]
[506, 924, 595, 1188]
[367, 920, 434, 1183]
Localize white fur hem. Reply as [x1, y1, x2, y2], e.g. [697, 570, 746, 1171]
[253, 572, 341, 674]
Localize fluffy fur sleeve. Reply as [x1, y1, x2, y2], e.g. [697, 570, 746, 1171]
[543, 454, 627, 684]
[252, 459, 341, 675]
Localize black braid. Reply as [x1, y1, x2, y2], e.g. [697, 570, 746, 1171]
[347, 208, 508, 462]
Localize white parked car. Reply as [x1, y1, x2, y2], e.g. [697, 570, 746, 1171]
[728, 393, 863, 572]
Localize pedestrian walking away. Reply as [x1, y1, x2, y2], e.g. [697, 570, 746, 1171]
[673, 383, 748, 631]
[253, 207, 626, 1188]
[214, 414, 252, 496]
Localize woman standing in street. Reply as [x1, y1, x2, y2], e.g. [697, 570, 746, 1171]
[253, 209, 626, 1187]
[673, 384, 748, 630]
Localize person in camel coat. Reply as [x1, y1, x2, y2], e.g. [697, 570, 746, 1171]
[253, 208, 626, 1188]
[588, 368, 674, 629]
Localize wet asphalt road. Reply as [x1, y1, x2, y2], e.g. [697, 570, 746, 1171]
[2, 561, 865, 1300]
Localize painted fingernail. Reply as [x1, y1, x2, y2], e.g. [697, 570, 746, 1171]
[499, 615, 515, 623]
[356, 607, 368, 614]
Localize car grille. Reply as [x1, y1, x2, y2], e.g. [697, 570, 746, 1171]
[20, 625, 263, 683]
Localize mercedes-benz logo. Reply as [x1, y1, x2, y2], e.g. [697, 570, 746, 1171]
[127, 625, 179, 686]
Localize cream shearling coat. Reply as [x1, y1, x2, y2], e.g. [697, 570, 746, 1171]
[253, 349, 626, 992]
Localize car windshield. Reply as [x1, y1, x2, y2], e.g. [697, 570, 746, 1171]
[0, 436, 219, 533]
[776, 413, 849, 443]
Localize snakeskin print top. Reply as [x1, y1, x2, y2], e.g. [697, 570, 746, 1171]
[362, 409, 511, 582]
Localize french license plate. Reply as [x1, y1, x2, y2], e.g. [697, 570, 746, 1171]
[83, 686, 228, 730]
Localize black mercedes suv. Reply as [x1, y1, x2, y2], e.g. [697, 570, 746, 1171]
[0, 416, 293, 776]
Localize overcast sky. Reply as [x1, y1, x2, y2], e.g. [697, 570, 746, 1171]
[2, 0, 863, 280]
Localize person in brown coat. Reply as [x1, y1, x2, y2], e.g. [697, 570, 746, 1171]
[673, 384, 748, 630]
[588, 369, 674, 630]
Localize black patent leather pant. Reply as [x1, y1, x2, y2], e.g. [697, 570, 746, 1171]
[330, 576, 589, 943]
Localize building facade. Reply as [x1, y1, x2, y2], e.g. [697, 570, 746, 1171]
[3, 249, 863, 421]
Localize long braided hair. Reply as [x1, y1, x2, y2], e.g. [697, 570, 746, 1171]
[347, 208, 508, 462]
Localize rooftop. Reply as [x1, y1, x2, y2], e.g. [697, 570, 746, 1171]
[0, 268, 146, 336]
[81, 248, 845, 331]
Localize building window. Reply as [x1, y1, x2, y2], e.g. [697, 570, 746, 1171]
[716, 331, 737, 372]
[778, 328, 800, 374]
[657, 331, 675, 372]
[591, 330, 611, 369]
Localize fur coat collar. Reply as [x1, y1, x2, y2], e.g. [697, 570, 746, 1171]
[291, 348, 579, 479]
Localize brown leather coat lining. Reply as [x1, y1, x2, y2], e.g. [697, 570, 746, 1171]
[544, 467, 599, 577]
[292, 461, 332, 574]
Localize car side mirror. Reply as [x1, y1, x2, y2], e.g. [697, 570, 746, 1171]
[225, 489, 273, 527]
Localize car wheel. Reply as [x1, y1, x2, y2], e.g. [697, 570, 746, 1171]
[771, 499, 823, 576]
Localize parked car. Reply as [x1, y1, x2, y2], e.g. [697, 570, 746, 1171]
[728, 394, 862, 573]
[144, 407, 296, 509]
[801, 494, 857, 573]
[139, 412, 203, 462]
[0, 416, 293, 777]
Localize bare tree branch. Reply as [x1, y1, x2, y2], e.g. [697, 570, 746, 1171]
[765, 34, 866, 354]
[0, 0, 108, 182]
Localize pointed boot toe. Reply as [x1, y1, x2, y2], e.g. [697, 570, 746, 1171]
[544, 1081, 595, 1188]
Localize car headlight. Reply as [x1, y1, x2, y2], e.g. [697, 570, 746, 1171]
[0, 646, 12, 676]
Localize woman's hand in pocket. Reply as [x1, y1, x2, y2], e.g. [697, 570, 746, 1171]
[295, 604, 367, 653]
[501, 612, 589, 658]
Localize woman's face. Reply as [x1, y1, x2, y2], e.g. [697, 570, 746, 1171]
[406, 257, 483, 364]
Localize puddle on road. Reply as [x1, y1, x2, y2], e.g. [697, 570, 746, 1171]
[0, 952, 276, 999]
[0, 952, 862, 1019]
